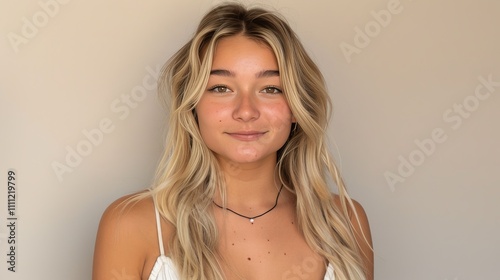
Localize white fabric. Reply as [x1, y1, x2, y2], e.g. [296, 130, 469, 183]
[149, 200, 179, 280]
[148, 255, 179, 280]
[149, 205, 335, 280]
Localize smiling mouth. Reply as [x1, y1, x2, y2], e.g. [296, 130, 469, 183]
[226, 131, 266, 141]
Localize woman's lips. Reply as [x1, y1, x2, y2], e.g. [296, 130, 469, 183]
[226, 131, 266, 141]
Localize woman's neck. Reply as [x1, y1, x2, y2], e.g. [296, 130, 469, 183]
[215, 158, 282, 209]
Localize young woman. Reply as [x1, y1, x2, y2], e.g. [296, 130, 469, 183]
[93, 3, 373, 280]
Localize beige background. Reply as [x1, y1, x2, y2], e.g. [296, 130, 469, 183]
[1, 0, 499, 279]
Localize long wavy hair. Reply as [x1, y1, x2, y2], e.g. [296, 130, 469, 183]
[141, 2, 367, 279]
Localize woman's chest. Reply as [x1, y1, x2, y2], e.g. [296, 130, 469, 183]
[215, 210, 327, 280]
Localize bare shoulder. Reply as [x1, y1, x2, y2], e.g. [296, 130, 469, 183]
[92, 192, 162, 280]
[332, 194, 368, 223]
[99, 192, 157, 233]
[332, 194, 374, 280]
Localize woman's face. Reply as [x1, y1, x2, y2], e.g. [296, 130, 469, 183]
[196, 35, 295, 167]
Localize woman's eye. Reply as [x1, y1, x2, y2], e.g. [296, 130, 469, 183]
[261, 86, 282, 94]
[208, 85, 230, 93]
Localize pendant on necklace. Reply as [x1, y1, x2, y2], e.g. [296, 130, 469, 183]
[250, 218, 254, 224]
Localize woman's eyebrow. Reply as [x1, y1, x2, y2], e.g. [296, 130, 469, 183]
[209, 69, 280, 78]
[210, 69, 235, 77]
[256, 70, 279, 78]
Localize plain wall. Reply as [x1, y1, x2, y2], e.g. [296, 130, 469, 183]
[1, 0, 498, 279]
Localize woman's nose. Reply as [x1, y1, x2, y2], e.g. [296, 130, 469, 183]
[232, 92, 260, 121]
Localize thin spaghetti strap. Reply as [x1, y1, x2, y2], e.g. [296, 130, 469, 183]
[153, 198, 166, 256]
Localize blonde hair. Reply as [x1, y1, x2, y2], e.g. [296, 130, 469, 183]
[142, 2, 367, 279]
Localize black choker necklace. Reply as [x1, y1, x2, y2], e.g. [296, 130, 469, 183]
[212, 185, 283, 224]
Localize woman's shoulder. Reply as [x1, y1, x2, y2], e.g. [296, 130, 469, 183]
[331, 194, 367, 217]
[93, 191, 166, 279]
[97, 192, 157, 237]
[330, 194, 371, 237]
[104, 191, 154, 219]
[331, 193, 374, 280]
